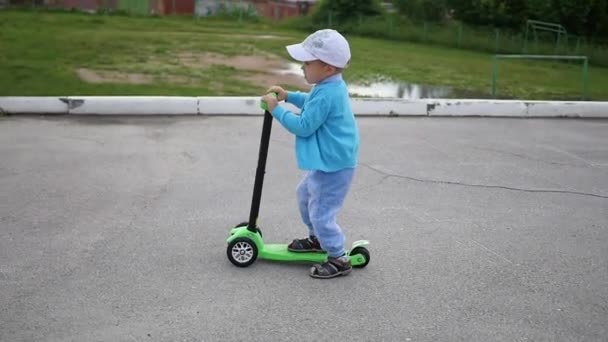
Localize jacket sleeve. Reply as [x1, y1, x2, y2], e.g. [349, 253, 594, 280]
[285, 91, 308, 109]
[271, 95, 329, 137]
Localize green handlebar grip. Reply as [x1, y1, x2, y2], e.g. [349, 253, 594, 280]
[260, 92, 278, 111]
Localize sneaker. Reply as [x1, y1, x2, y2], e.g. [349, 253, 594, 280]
[287, 236, 323, 253]
[309, 255, 352, 279]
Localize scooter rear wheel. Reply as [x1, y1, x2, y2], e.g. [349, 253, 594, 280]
[349, 246, 370, 268]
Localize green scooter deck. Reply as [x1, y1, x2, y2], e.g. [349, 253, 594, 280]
[227, 226, 369, 267]
[260, 244, 328, 263]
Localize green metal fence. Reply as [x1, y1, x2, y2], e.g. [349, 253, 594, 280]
[304, 14, 608, 68]
[523, 20, 569, 54]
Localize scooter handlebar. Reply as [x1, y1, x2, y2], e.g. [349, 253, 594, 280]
[260, 92, 278, 111]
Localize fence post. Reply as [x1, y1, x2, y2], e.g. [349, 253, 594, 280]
[495, 28, 500, 53]
[423, 22, 428, 42]
[523, 25, 528, 53]
[238, 0, 243, 23]
[457, 25, 462, 48]
[582, 57, 589, 100]
[491, 56, 498, 98]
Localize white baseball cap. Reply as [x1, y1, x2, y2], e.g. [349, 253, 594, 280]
[286, 29, 351, 68]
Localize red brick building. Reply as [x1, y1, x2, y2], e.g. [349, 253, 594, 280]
[255, 0, 316, 21]
[153, 0, 194, 15]
[11, 0, 317, 18]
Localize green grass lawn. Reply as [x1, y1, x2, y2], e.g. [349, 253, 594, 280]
[1, 10, 607, 100]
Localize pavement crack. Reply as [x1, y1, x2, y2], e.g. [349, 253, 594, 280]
[355, 174, 390, 192]
[360, 162, 608, 199]
[469, 146, 586, 167]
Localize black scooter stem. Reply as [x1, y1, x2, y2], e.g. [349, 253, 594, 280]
[247, 110, 273, 232]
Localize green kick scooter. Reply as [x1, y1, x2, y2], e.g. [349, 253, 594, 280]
[226, 96, 370, 268]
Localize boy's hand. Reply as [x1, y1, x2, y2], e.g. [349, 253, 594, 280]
[266, 86, 287, 101]
[261, 93, 279, 112]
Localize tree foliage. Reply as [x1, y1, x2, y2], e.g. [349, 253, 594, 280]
[391, 0, 608, 37]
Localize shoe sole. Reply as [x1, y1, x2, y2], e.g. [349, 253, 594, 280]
[309, 267, 352, 279]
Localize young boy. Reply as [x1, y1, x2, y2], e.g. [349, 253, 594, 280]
[261, 29, 359, 279]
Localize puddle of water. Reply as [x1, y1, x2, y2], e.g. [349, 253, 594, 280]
[256, 35, 280, 39]
[275, 62, 303, 76]
[275, 63, 452, 99]
[349, 81, 451, 99]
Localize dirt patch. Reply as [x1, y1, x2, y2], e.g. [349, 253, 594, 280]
[78, 68, 198, 86]
[222, 34, 282, 40]
[77, 52, 310, 90]
[77, 68, 153, 84]
[166, 75, 191, 84]
[178, 52, 310, 90]
[177, 52, 285, 71]
[239, 73, 310, 91]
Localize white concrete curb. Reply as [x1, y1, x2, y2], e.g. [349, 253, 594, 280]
[426, 99, 608, 117]
[349, 98, 427, 116]
[0, 97, 68, 115]
[196, 96, 302, 115]
[427, 99, 528, 117]
[0, 96, 607, 117]
[68, 96, 199, 115]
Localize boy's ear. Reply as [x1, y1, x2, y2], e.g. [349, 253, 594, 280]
[325, 63, 338, 73]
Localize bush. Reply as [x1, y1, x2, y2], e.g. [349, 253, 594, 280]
[395, 0, 449, 22]
[311, 0, 384, 26]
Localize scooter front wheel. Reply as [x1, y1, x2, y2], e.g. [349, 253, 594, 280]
[227, 237, 258, 267]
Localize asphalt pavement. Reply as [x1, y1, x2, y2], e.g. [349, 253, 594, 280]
[1, 115, 607, 341]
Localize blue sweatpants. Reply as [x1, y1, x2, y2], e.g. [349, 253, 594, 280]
[296, 168, 355, 258]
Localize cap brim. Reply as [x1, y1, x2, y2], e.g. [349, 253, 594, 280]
[286, 43, 317, 62]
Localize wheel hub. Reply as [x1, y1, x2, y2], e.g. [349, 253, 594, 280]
[231, 241, 254, 263]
